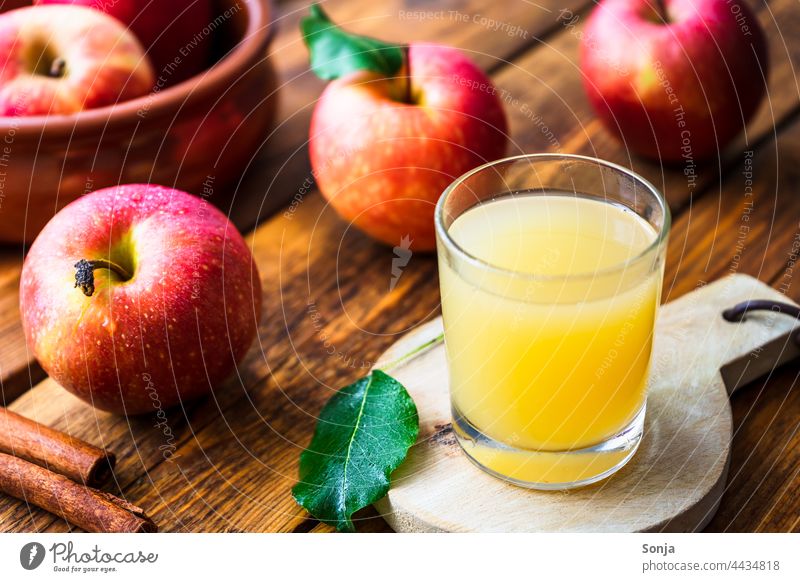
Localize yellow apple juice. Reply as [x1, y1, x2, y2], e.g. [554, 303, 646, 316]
[438, 193, 662, 485]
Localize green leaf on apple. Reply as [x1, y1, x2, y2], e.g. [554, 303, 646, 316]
[292, 369, 419, 532]
[301, 4, 405, 80]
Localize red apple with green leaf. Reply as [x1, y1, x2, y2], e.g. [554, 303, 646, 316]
[0, 5, 155, 115]
[580, 0, 768, 161]
[20, 185, 262, 415]
[35, 0, 212, 85]
[304, 6, 508, 250]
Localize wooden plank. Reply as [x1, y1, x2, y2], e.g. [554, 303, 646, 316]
[0, 0, 591, 403]
[226, 0, 594, 229]
[371, 276, 794, 533]
[699, 122, 800, 532]
[127, 116, 800, 533]
[492, 0, 798, 212]
[310, 112, 800, 531]
[0, 194, 441, 532]
[664, 115, 800, 532]
[0, 0, 793, 398]
[1, 0, 799, 533]
[132, 0, 800, 533]
[312, 112, 800, 534]
[1, 0, 794, 406]
[0, 252, 44, 404]
[0, 0, 594, 531]
[663, 116, 800, 300]
[274, 0, 800, 533]
[128, 204, 444, 532]
[705, 363, 800, 532]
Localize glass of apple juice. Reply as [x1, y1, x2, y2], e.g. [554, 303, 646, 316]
[435, 154, 670, 489]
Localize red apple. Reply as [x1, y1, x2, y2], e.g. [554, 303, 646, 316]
[580, 0, 768, 161]
[0, 5, 154, 115]
[20, 185, 262, 415]
[36, 0, 212, 85]
[310, 42, 508, 250]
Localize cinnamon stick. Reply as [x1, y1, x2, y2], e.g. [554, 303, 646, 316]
[0, 407, 115, 487]
[0, 452, 156, 533]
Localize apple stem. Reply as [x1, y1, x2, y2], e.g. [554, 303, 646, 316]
[74, 259, 132, 297]
[49, 57, 66, 78]
[654, 0, 669, 23]
[403, 44, 412, 104]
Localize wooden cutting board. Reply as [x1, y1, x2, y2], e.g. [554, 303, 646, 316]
[373, 274, 800, 532]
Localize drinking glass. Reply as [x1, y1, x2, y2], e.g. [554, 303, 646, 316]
[435, 154, 669, 489]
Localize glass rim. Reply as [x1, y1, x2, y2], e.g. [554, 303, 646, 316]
[434, 153, 671, 283]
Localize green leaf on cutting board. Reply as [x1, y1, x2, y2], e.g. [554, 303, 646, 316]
[301, 4, 405, 81]
[292, 369, 419, 532]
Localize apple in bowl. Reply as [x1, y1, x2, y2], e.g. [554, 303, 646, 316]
[20, 185, 262, 415]
[35, 0, 212, 85]
[304, 6, 508, 250]
[0, 4, 155, 115]
[580, 0, 768, 162]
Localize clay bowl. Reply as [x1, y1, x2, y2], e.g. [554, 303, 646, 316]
[0, 0, 278, 243]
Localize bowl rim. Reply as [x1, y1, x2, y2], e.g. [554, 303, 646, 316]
[0, 0, 275, 136]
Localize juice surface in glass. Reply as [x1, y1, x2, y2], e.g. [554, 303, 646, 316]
[439, 193, 661, 478]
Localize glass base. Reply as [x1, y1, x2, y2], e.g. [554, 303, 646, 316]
[452, 404, 646, 490]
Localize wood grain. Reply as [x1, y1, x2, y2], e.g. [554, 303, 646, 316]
[0, 0, 796, 401]
[664, 114, 800, 300]
[225, 0, 595, 230]
[0, 0, 594, 405]
[493, 0, 799, 213]
[0, 0, 798, 533]
[0, 0, 598, 532]
[697, 119, 800, 531]
[372, 276, 797, 532]
[0, 250, 44, 404]
[706, 363, 800, 532]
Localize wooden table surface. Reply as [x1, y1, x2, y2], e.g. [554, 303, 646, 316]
[1, 0, 799, 533]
